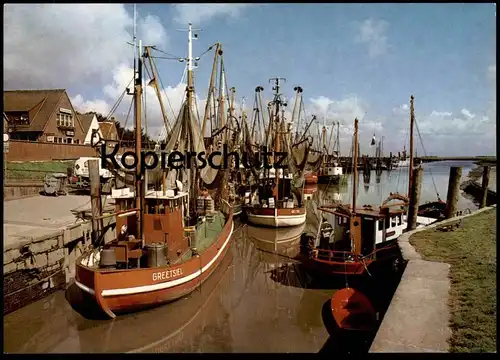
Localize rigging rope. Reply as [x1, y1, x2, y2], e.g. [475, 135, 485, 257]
[414, 117, 441, 199]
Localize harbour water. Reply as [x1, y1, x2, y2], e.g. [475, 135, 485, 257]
[3, 161, 479, 353]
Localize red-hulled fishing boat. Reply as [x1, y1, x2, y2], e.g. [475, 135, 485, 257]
[74, 23, 234, 319]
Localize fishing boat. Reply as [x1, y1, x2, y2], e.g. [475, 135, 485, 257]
[244, 78, 309, 228]
[317, 122, 345, 184]
[300, 96, 438, 277]
[73, 23, 234, 318]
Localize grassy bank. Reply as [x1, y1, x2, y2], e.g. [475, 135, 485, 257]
[5, 161, 74, 181]
[409, 209, 497, 353]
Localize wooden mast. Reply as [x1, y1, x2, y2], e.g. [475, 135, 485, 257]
[408, 95, 415, 197]
[186, 22, 199, 221]
[352, 118, 359, 214]
[144, 46, 170, 195]
[134, 39, 144, 240]
[202, 43, 220, 138]
[270, 77, 285, 201]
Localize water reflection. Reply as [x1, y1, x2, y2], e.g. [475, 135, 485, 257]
[3, 161, 479, 353]
[4, 222, 332, 353]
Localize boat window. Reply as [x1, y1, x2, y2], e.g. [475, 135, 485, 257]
[391, 216, 397, 227]
[378, 219, 383, 231]
[385, 216, 390, 228]
[397, 215, 402, 226]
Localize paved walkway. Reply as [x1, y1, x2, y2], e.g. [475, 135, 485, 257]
[370, 205, 496, 353]
[3, 195, 113, 250]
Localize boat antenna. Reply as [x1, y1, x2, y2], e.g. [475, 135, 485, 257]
[177, 23, 202, 115]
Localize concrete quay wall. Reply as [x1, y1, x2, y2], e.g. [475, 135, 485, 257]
[3, 217, 116, 315]
[369, 205, 496, 353]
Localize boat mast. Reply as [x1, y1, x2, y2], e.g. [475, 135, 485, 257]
[134, 39, 144, 239]
[269, 77, 285, 200]
[408, 95, 415, 196]
[352, 118, 359, 214]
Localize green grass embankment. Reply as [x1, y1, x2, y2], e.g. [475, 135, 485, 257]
[409, 209, 497, 353]
[5, 161, 74, 182]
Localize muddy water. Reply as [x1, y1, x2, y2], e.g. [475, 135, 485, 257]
[5, 161, 467, 353]
[4, 222, 336, 353]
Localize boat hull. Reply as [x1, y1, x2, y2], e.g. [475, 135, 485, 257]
[317, 175, 341, 185]
[245, 206, 306, 227]
[331, 288, 376, 331]
[74, 212, 234, 318]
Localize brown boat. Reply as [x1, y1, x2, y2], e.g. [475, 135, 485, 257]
[74, 24, 234, 319]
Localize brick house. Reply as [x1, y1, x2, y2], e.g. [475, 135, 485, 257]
[3, 89, 86, 144]
[79, 113, 102, 145]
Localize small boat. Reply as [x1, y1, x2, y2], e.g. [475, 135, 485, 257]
[331, 287, 377, 331]
[305, 171, 318, 184]
[317, 163, 344, 184]
[418, 199, 446, 219]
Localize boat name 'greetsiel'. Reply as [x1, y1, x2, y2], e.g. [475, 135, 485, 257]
[152, 268, 183, 281]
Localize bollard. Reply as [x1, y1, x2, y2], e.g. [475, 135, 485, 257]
[444, 167, 462, 219]
[480, 166, 490, 209]
[89, 159, 103, 246]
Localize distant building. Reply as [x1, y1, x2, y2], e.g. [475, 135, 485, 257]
[79, 113, 102, 145]
[3, 89, 86, 144]
[98, 120, 120, 148]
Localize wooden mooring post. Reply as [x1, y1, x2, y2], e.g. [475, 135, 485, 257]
[407, 166, 423, 231]
[444, 166, 462, 219]
[480, 166, 491, 209]
[89, 159, 103, 246]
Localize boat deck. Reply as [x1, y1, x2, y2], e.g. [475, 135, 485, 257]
[179, 211, 226, 262]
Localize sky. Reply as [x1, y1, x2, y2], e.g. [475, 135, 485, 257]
[3, 3, 496, 156]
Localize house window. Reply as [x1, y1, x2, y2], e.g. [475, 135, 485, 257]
[67, 138, 73, 144]
[57, 112, 74, 127]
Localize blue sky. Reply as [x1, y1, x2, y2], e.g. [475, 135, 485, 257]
[4, 3, 496, 155]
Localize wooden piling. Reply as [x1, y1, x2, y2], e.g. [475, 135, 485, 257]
[480, 166, 491, 208]
[407, 166, 423, 231]
[89, 159, 103, 246]
[444, 166, 462, 219]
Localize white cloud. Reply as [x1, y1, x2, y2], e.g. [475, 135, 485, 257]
[4, 4, 168, 91]
[355, 18, 390, 58]
[172, 4, 253, 25]
[430, 111, 452, 117]
[71, 95, 111, 116]
[460, 108, 475, 119]
[392, 103, 409, 115]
